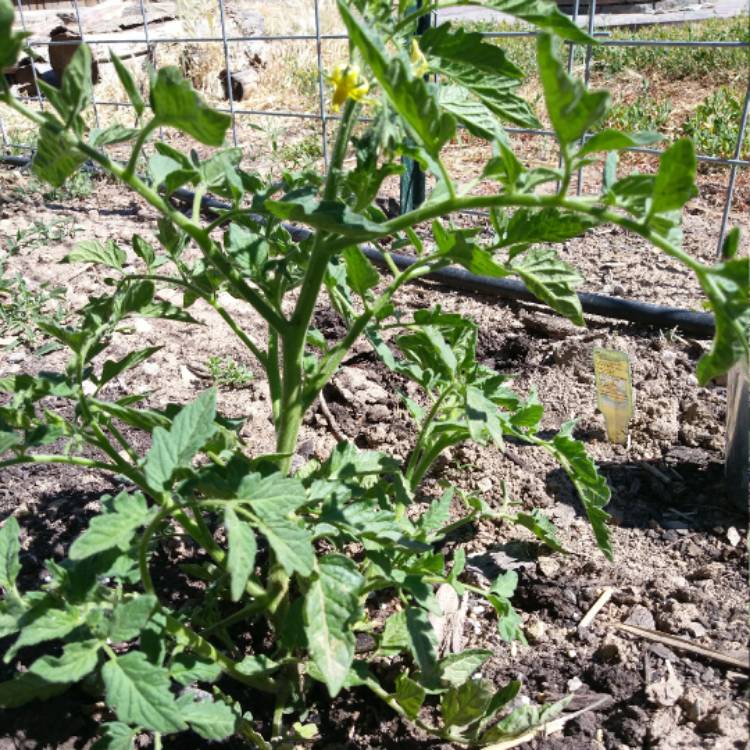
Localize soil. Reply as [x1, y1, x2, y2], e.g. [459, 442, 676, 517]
[0, 153, 748, 750]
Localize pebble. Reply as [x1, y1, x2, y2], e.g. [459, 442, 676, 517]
[537, 557, 561, 577]
[525, 618, 546, 643]
[477, 477, 493, 493]
[142, 362, 160, 376]
[625, 604, 656, 630]
[726, 527, 741, 547]
[567, 676, 584, 692]
[132, 317, 153, 334]
[7, 351, 25, 364]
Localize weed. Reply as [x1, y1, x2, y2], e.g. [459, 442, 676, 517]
[1, 216, 79, 255]
[682, 86, 750, 161]
[0, 261, 67, 350]
[206, 355, 254, 389]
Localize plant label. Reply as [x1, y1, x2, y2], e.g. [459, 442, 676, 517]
[593, 348, 633, 445]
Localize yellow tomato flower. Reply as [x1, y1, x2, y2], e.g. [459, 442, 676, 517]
[410, 38, 429, 78]
[327, 64, 370, 112]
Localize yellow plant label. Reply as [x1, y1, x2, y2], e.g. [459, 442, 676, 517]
[593, 348, 633, 445]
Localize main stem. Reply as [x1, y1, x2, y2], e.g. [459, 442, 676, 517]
[274, 100, 359, 470]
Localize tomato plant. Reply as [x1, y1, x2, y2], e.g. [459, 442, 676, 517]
[0, 0, 747, 747]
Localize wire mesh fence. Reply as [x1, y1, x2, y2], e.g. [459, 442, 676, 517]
[1, 0, 749, 254]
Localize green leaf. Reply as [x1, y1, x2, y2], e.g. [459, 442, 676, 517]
[510, 247, 584, 325]
[439, 649, 492, 687]
[0, 431, 22, 454]
[144, 389, 218, 491]
[490, 570, 518, 599]
[150, 66, 230, 146]
[696, 258, 750, 384]
[0, 671, 69, 708]
[484, 0, 595, 43]
[109, 594, 157, 642]
[481, 697, 569, 743]
[254, 513, 315, 577]
[514, 510, 564, 552]
[0, 0, 29, 71]
[0, 516, 20, 590]
[421, 23, 522, 80]
[148, 153, 197, 194]
[132, 234, 156, 268]
[58, 44, 94, 128]
[90, 124, 139, 147]
[438, 86, 508, 142]
[343, 246, 380, 297]
[537, 34, 610, 148]
[99, 346, 163, 387]
[65, 239, 127, 270]
[433, 221, 509, 278]
[649, 138, 698, 216]
[6, 605, 83, 661]
[265, 193, 384, 241]
[170, 652, 223, 686]
[32, 124, 86, 188]
[418, 487, 453, 536]
[405, 606, 439, 688]
[180, 697, 237, 741]
[304, 554, 363, 697]
[29, 639, 101, 683]
[102, 651, 186, 733]
[578, 129, 661, 157]
[487, 593, 525, 643]
[92, 722, 137, 750]
[500, 207, 598, 248]
[466, 385, 505, 448]
[547, 423, 612, 559]
[110, 51, 144, 117]
[338, 1, 455, 156]
[395, 673, 425, 719]
[70, 492, 151, 560]
[441, 677, 494, 727]
[237, 472, 308, 516]
[224, 507, 257, 602]
[379, 610, 410, 656]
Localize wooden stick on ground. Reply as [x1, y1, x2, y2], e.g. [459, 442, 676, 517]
[615, 622, 750, 671]
[579, 587, 614, 629]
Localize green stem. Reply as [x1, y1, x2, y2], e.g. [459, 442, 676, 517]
[124, 118, 158, 179]
[274, 99, 359, 467]
[404, 385, 452, 484]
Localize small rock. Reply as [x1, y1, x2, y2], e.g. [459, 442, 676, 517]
[142, 362, 160, 376]
[477, 477, 493, 493]
[132, 317, 153, 334]
[646, 662, 684, 707]
[649, 707, 681, 742]
[525, 617, 546, 643]
[567, 676, 584, 692]
[6, 351, 24, 364]
[537, 557, 560, 578]
[726, 527, 741, 547]
[366, 404, 390, 423]
[680, 688, 713, 723]
[180, 365, 198, 384]
[686, 621, 707, 638]
[625, 604, 655, 630]
[649, 643, 678, 662]
[81, 380, 97, 395]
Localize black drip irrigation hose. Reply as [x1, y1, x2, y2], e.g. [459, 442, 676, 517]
[1, 153, 716, 339]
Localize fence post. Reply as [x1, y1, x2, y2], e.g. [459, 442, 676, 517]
[399, 0, 430, 215]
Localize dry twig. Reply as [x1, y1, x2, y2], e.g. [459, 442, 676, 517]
[578, 587, 614, 629]
[615, 622, 750, 671]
